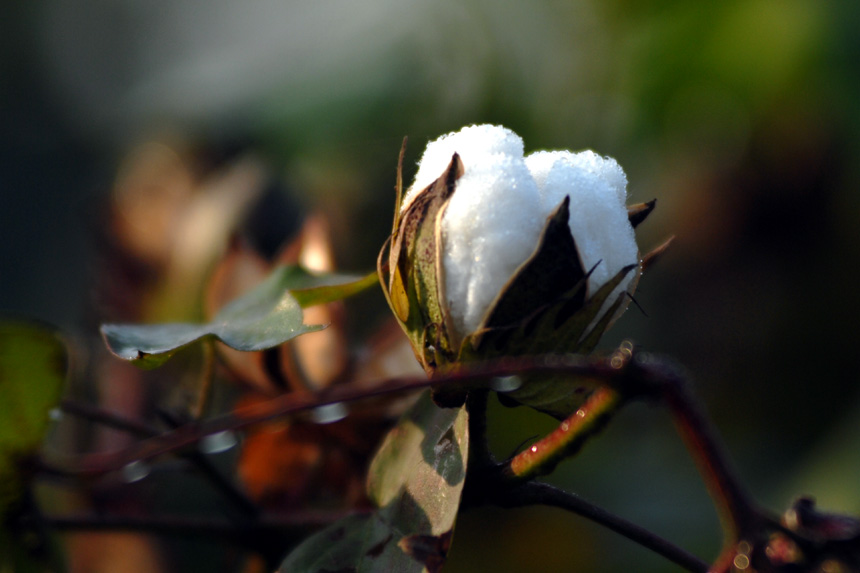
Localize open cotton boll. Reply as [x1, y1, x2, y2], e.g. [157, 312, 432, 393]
[441, 154, 544, 337]
[401, 124, 524, 212]
[399, 124, 639, 345]
[525, 150, 639, 303]
[381, 125, 655, 401]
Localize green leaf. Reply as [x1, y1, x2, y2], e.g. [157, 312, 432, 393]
[280, 392, 468, 572]
[367, 392, 468, 517]
[0, 320, 67, 514]
[101, 265, 375, 369]
[0, 320, 67, 572]
[280, 267, 379, 308]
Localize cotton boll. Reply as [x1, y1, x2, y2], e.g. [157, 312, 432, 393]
[442, 154, 543, 336]
[525, 150, 639, 303]
[381, 124, 651, 381]
[402, 125, 524, 211]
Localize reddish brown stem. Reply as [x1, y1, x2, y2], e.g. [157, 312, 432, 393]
[653, 364, 759, 543]
[499, 482, 709, 573]
[65, 355, 618, 477]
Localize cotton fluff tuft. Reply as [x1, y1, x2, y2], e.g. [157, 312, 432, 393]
[405, 125, 639, 338]
[525, 150, 638, 307]
[442, 153, 543, 336]
[401, 124, 524, 211]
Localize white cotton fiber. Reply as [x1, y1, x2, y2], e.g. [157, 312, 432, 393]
[441, 153, 544, 336]
[401, 124, 524, 212]
[525, 150, 639, 308]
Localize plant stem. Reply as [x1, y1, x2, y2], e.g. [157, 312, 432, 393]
[465, 389, 492, 469]
[67, 355, 620, 476]
[192, 339, 216, 419]
[506, 387, 622, 481]
[653, 365, 758, 542]
[61, 399, 258, 519]
[498, 482, 709, 573]
[58, 348, 766, 570]
[157, 408, 259, 519]
[61, 399, 159, 438]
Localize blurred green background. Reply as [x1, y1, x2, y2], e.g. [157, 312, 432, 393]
[3, 0, 860, 570]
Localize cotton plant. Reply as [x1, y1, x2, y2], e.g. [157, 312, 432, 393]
[14, 128, 855, 573]
[379, 125, 654, 412]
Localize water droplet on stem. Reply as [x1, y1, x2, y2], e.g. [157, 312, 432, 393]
[200, 430, 238, 454]
[311, 403, 348, 424]
[122, 460, 150, 483]
[491, 376, 522, 392]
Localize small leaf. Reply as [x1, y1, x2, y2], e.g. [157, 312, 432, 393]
[280, 392, 468, 572]
[101, 323, 226, 368]
[101, 265, 374, 369]
[289, 268, 379, 308]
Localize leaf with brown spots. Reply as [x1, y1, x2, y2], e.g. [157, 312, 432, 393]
[279, 393, 468, 572]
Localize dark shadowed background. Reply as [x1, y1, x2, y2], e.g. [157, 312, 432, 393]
[3, 1, 860, 570]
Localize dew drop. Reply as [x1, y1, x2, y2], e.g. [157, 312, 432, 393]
[200, 430, 238, 454]
[311, 403, 348, 424]
[122, 460, 150, 483]
[530, 445, 538, 453]
[491, 376, 521, 393]
[560, 422, 570, 432]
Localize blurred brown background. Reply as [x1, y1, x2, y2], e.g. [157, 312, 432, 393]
[3, 1, 860, 570]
